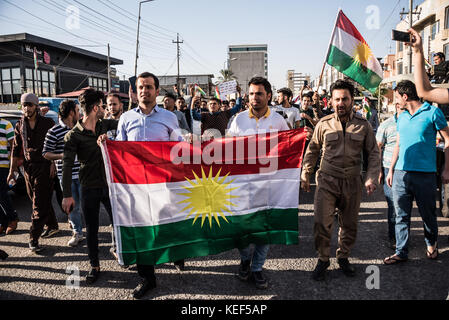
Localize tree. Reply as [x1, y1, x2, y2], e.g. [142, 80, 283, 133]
[217, 69, 237, 83]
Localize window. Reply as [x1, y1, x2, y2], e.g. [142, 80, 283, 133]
[24, 67, 55, 97]
[398, 62, 403, 75]
[0, 67, 21, 103]
[445, 6, 449, 29]
[444, 44, 449, 63]
[398, 41, 403, 52]
[432, 21, 440, 40]
[88, 76, 107, 91]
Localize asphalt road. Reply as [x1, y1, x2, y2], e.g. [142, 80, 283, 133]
[1, 181, 448, 301]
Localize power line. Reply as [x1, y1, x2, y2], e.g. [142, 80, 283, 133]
[1, 0, 104, 46]
[104, 0, 177, 37]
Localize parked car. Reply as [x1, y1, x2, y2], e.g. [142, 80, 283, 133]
[0, 108, 58, 195]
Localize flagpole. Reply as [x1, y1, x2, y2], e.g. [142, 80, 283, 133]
[317, 9, 341, 90]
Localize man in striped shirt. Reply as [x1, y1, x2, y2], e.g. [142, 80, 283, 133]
[0, 118, 18, 235]
[43, 100, 84, 247]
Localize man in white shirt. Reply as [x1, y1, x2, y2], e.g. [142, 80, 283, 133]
[228, 77, 289, 289]
[271, 87, 301, 129]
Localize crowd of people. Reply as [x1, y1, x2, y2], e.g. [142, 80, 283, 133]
[0, 28, 448, 298]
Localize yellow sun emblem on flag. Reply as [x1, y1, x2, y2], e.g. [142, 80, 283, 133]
[353, 41, 373, 66]
[177, 167, 239, 228]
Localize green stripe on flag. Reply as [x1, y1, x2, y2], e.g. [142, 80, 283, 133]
[119, 208, 299, 265]
[327, 45, 382, 94]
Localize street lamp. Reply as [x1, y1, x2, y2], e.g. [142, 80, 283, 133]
[134, 0, 154, 77]
[224, 57, 238, 71]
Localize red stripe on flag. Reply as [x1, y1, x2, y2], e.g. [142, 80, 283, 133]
[336, 10, 366, 44]
[105, 129, 307, 185]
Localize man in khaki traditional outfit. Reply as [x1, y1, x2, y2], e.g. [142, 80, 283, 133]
[301, 80, 380, 281]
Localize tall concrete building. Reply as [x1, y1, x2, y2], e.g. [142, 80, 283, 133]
[227, 44, 268, 93]
[286, 70, 310, 96]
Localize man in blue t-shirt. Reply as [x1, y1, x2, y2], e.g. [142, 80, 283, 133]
[385, 80, 449, 265]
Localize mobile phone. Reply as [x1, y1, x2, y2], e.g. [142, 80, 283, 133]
[391, 30, 410, 42]
[304, 80, 308, 87]
[128, 76, 137, 93]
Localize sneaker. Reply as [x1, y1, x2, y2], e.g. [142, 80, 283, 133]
[67, 233, 85, 247]
[337, 258, 356, 277]
[133, 279, 156, 299]
[5, 220, 18, 235]
[237, 260, 251, 281]
[41, 228, 59, 239]
[250, 271, 268, 289]
[86, 268, 100, 284]
[29, 240, 43, 253]
[312, 259, 330, 281]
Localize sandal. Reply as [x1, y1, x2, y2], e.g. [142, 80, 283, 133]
[426, 246, 439, 260]
[383, 254, 408, 265]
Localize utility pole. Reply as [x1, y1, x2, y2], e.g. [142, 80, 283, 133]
[400, 0, 422, 74]
[134, 0, 154, 77]
[173, 33, 183, 93]
[107, 43, 111, 92]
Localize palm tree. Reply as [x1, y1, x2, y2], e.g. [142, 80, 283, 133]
[217, 69, 237, 83]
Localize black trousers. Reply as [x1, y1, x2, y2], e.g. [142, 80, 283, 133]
[24, 162, 58, 241]
[81, 186, 113, 268]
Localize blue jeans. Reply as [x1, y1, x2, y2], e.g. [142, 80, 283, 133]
[68, 179, 83, 235]
[383, 168, 396, 241]
[239, 244, 269, 272]
[392, 170, 438, 259]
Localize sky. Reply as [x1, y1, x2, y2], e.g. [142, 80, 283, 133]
[0, 0, 425, 91]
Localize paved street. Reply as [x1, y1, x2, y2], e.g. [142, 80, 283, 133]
[0, 181, 448, 300]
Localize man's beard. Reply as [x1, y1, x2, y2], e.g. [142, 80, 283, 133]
[25, 108, 37, 119]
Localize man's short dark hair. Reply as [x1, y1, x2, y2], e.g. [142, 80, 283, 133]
[164, 92, 176, 101]
[303, 92, 313, 100]
[330, 79, 355, 98]
[106, 93, 122, 103]
[277, 87, 293, 99]
[59, 99, 77, 120]
[136, 72, 159, 89]
[176, 96, 185, 102]
[78, 88, 104, 115]
[248, 77, 272, 97]
[394, 80, 420, 101]
[434, 52, 445, 60]
[209, 97, 222, 105]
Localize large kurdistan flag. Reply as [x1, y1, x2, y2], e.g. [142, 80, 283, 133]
[326, 10, 383, 93]
[102, 129, 307, 266]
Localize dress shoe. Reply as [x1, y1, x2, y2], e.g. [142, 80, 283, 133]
[174, 259, 185, 271]
[0, 249, 8, 260]
[337, 258, 356, 277]
[133, 279, 156, 299]
[312, 259, 330, 281]
[86, 268, 100, 284]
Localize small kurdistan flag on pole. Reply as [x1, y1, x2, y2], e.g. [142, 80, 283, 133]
[195, 84, 206, 97]
[362, 97, 371, 120]
[214, 86, 221, 100]
[325, 10, 383, 94]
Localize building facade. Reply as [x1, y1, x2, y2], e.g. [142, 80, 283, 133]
[227, 44, 268, 93]
[157, 74, 215, 97]
[0, 33, 122, 103]
[286, 70, 310, 96]
[394, 0, 449, 76]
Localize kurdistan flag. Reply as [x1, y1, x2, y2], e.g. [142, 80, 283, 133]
[326, 10, 383, 93]
[102, 130, 307, 266]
